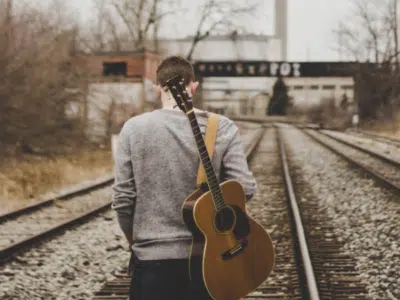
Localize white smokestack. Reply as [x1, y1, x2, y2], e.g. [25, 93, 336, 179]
[275, 0, 287, 60]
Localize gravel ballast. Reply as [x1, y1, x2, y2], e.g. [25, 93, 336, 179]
[305, 129, 400, 188]
[0, 210, 131, 300]
[0, 187, 112, 249]
[281, 126, 400, 300]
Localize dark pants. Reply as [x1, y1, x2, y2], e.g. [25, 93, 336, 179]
[129, 256, 212, 300]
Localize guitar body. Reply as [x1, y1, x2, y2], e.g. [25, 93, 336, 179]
[182, 180, 275, 300]
[181, 188, 210, 296]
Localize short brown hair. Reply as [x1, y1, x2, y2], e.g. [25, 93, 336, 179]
[156, 56, 195, 87]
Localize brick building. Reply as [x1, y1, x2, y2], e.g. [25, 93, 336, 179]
[74, 49, 160, 83]
[72, 49, 161, 142]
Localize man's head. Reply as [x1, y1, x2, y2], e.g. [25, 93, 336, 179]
[155, 56, 199, 98]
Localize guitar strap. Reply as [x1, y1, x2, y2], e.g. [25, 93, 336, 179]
[196, 113, 220, 188]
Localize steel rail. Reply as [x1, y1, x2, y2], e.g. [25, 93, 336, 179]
[319, 130, 400, 168]
[347, 129, 400, 147]
[303, 129, 400, 197]
[0, 201, 111, 263]
[277, 127, 320, 300]
[0, 175, 113, 222]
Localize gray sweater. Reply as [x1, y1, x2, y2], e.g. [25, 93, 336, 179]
[111, 108, 257, 260]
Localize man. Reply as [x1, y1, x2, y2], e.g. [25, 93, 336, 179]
[112, 55, 257, 299]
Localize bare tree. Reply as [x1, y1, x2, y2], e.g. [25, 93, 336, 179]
[334, 0, 399, 63]
[0, 0, 12, 54]
[185, 0, 260, 61]
[174, 0, 261, 110]
[0, 1, 88, 156]
[391, 0, 399, 68]
[334, 0, 400, 120]
[78, 0, 126, 52]
[89, 0, 111, 51]
[84, 0, 260, 56]
[82, 0, 178, 52]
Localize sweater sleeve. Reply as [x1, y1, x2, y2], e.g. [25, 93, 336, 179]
[220, 121, 257, 201]
[111, 123, 136, 244]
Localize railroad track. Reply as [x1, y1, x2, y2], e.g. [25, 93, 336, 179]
[93, 125, 369, 300]
[301, 127, 400, 198]
[319, 129, 400, 167]
[244, 126, 302, 299]
[0, 123, 261, 266]
[247, 126, 368, 299]
[347, 129, 400, 148]
[0, 180, 113, 264]
[279, 126, 370, 299]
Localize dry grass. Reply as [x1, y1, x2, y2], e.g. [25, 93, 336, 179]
[0, 148, 114, 213]
[361, 112, 400, 140]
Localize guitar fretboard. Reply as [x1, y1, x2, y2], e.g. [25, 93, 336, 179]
[188, 111, 225, 211]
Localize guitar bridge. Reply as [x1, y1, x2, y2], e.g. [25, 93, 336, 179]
[221, 239, 248, 260]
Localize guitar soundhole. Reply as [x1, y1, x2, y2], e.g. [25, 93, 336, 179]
[214, 206, 236, 232]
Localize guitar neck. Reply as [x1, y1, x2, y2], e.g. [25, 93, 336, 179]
[187, 111, 225, 210]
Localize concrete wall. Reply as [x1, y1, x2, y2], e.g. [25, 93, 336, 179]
[204, 92, 270, 117]
[283, 77, 355, 108]
[248, 93, 270, 117]
[71, 50, 161, 142]
[86, 82, 143, 142]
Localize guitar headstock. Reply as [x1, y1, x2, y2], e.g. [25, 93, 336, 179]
[164, 75, 193, 114]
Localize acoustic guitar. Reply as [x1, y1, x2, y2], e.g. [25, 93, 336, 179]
[164, 75, 275, 300]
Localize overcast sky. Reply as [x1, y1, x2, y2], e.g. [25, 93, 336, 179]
[64, 0, 354, 62]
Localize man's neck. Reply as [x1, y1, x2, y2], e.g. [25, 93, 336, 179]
[161, 104, 202, 113]
[162, 103, 178, 110]
[161, 95, 202, 112]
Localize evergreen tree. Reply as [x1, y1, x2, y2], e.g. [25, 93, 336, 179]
[340, 93, 348, 110]
[267, 76, 290, 115]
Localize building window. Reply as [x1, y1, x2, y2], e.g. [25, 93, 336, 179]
[310, 85, 319, 90]
[293, 85, 303, 90]
[341, 85, 354, 90]
[322, 85, 335, 90]
[103, 62, 127, 76]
